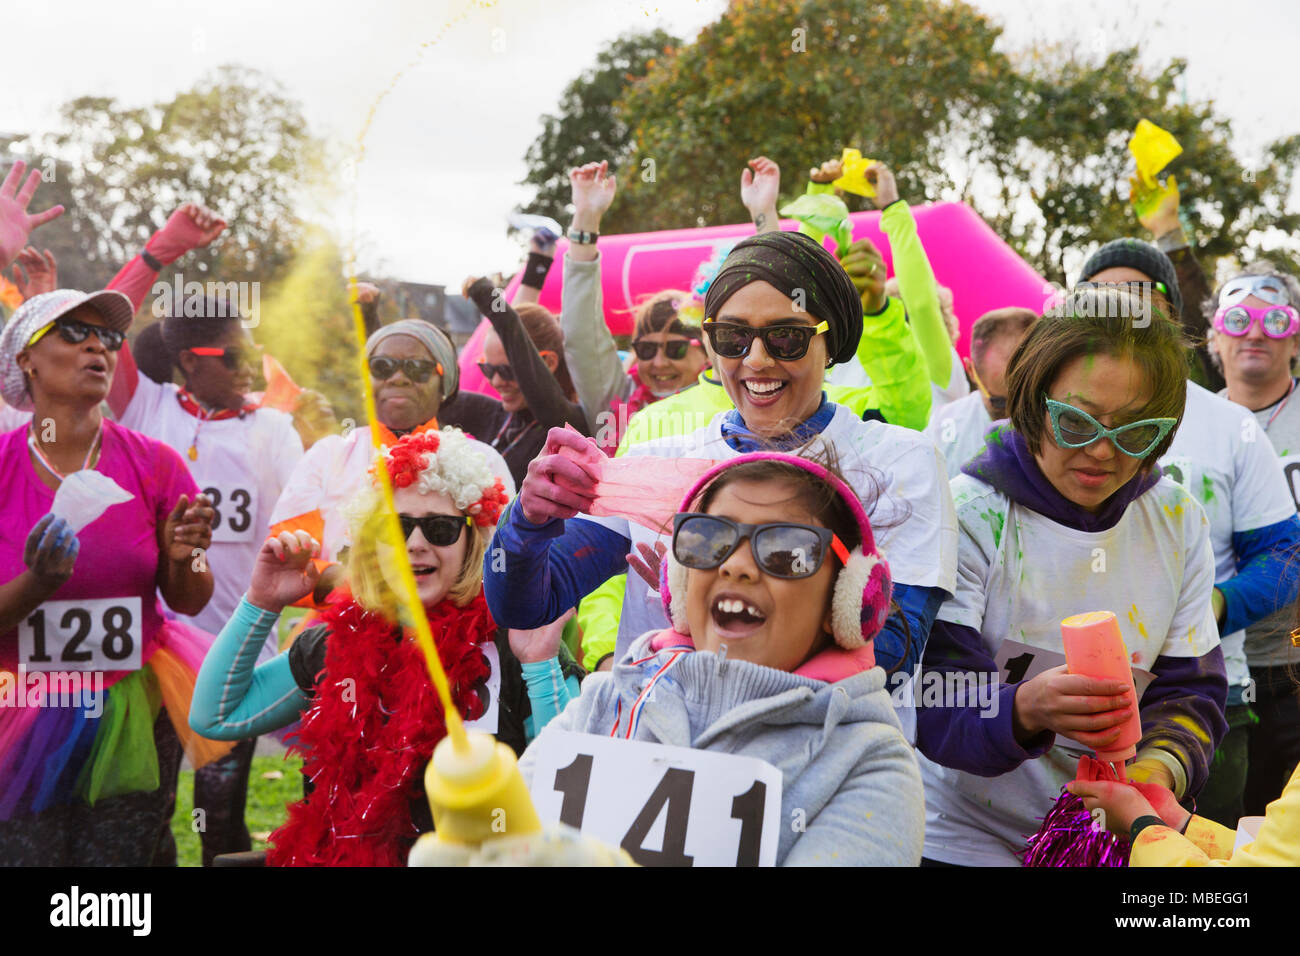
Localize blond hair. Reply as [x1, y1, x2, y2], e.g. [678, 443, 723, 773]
[344, 487, 489, 620]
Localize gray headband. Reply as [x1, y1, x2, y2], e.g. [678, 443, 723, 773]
[365, 319, 459, 403]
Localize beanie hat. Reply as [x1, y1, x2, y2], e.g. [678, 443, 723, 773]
[1078, 238, 1183, 319]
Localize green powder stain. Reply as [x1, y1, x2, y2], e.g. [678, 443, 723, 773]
[981, 509, 1006, 548]
[1201, 475, 1214, 504]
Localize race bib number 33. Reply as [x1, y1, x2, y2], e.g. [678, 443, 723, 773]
[19, 597, 143, 672]
[528, 731, 783, 867]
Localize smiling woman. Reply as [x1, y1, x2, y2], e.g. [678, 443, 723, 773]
[915, 286, 1230, 867]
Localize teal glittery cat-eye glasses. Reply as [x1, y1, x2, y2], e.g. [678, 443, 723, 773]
[1045, 398, 1176, 459]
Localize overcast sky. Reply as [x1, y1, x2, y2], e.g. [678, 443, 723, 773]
[3, 0, 1297, 286]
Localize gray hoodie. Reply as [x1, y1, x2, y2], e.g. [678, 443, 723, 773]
[519, 630, 925, 866]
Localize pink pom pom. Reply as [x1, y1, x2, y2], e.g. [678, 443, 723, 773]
[1022, 788, 1130, 867]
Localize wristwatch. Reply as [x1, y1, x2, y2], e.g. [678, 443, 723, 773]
[567, 226, 599, 246]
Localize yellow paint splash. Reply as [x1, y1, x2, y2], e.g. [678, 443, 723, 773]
[345, 0, 502, 753]
[1172, 714, 1211, 745]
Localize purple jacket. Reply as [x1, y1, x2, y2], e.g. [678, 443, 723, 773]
[916, 425, 1228, 797]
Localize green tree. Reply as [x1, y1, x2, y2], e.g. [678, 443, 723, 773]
[518, 28, 680, 224]
[983, 45, 1300, 286]
[255, 227, 364, 424]
[605, 0, 1016, 233]
[7, 65, 325, 293]
[531, 0, 1299, 289]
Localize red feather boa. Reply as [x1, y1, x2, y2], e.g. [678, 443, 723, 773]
[267, 592, 496, 866]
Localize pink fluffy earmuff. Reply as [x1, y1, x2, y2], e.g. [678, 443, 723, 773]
[659, 452, 892, 650]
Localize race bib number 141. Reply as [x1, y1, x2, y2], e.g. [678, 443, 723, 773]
[528, 731, 783, 867]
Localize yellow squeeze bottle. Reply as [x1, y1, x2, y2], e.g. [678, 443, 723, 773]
[411, 730, 542, 861]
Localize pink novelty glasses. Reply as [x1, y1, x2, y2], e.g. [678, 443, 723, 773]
[1213, 303, 1300, 339]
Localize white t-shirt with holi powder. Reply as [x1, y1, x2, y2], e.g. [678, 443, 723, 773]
[585, 403, 960, 721]
[120, 377, 304, 658]
[918, 473, 1220, 866]
[924, 391, 992, 480]
[1220, 378, 1300, 669]
[930, 345, 971, 410]
[1159, 382, 1296, 691]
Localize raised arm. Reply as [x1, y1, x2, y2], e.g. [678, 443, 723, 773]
[464, 276, 590, 434]
[353, 281, 383, 338]
[740, 156, 781, 234]
[514, 232, 557, 307]
[559, 162, 630, 424]
[838, 240, 932, 431]
[1131, 174, 1223, 390]
[871, 163, 951, 390]
[106, 202, 227, 417]
[190, 532, 322, 738]
[0, 161, 63, 271]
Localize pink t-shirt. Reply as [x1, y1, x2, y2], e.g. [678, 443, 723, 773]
[0, 419, 200, 688]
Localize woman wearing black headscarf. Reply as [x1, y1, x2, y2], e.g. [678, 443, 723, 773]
[483, 230, 957, 705]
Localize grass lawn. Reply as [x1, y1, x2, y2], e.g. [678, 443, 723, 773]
[170, 755, 304, 866]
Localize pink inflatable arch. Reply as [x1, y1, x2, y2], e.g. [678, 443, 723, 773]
[458, 201, 1047, 397]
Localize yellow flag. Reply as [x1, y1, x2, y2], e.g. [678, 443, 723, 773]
[832, 147, 879, 198]
[1129, 119, 1182, 189]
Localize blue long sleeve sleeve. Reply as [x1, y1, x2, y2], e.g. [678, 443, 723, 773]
[1218, 515, 1300, 637]
[876, 582, 945, 678]
[189, 597, 313, 740]
[915, 619, 1055, 775]
[521, 657, 580, 741]
[484, 502, 630, 629]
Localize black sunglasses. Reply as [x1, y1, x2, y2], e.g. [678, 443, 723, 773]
[477, 361, 515, 382]
[370, 356, 439, 383]
[51, 318, 125, 351]
[701, 320, 829, 361]
[632, 338, 699, 362]
[398, 513, 470, 546]
[671, 513, 848, 580]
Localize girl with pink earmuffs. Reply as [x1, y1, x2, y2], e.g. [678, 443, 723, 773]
[517, 451, 924, 866]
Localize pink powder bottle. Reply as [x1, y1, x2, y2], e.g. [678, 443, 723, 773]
[1060, 611, 1142, 765]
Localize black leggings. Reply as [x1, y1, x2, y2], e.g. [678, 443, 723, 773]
[1244, 666, 1300, 816]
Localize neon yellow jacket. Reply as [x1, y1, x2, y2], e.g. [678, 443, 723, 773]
[1130, 762, 1300, 866]
[807, 180, 952, 394]
[879, 199, 951, 390]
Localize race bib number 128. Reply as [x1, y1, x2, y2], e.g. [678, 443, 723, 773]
[528, 731, 782, 867]
[18, 597, 143, 672]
